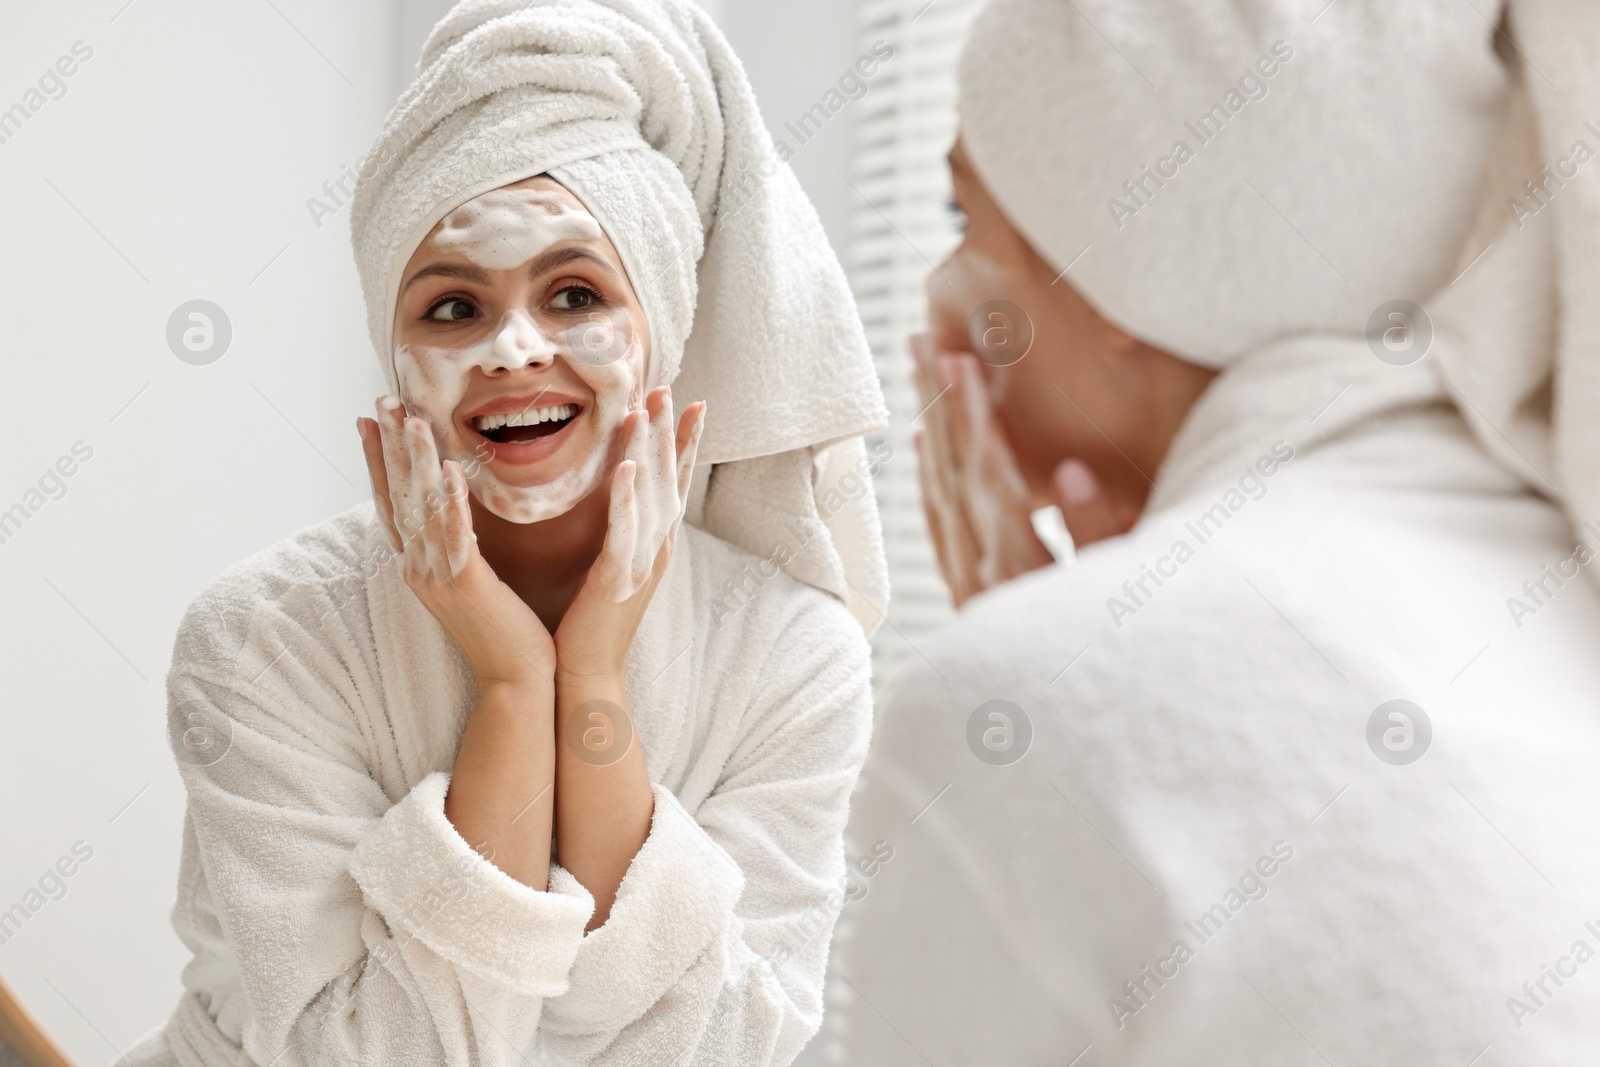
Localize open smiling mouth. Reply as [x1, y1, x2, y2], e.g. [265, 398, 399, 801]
[471, 403, 580, 443]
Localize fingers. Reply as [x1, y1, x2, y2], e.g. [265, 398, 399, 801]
[962, 358, 1030, 520]
[959, 355, 996, 507]
[1051, 459, 1127, 549]
[914, 344, 985, 597]
[604, 455, 641, 602]
[357, 416, 403, 552]
[673, 400, 705, 519]
[376, 396, 417, 542]
[937, 352, 975, 470]
[916, 424, 980, 606]
[406, 415, 452, 582]
[924, 363, 968, 498]
[914, 336, 967, 498]
[368, 397, 470, 584]
[910, 335, 951, 484]
[909, 332, 945, 411]
[622, 401, 653, 518]
[915, 430, 957, 597]
[963, 382, 1011, 585]
[442, 459, 475, 579]
[647, 385, 677, 517]
[910, 339, 958, 489]
[632, 395, 667, 585]
[597, 387, 703, 605]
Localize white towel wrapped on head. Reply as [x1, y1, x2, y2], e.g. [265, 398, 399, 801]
[350, 0, 891, 631]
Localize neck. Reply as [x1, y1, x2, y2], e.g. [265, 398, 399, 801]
[468, 478, 611, 632]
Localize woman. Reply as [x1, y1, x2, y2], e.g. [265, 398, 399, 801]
[830, 0, 1600, 1063]
[121, 0, 889, 1063]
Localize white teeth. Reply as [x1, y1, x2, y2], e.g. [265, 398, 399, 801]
[473, 404, 579, 433]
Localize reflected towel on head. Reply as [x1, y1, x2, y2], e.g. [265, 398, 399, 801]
[349, 0, 891, 632]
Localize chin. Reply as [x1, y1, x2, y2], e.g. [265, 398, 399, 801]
[474, 485, 584, 524]
[466, 455, 609, 525]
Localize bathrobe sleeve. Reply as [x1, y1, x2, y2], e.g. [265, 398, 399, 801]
[536, 592, 875, 1065]
[166, 600, 596, 1067]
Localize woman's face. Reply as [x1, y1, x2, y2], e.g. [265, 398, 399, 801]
[928, 135, 1190, 509]
[391, 175, 651, 524]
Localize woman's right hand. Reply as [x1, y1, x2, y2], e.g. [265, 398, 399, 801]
[910, 332, 1134, 607]
[910, 333, 1055, 606]
[357, 396, 557, 689]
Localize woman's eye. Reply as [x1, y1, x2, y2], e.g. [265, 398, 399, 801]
[945, 193, 968, 232]
[550, 285, 600, 311]
[427, 298, 477, 322]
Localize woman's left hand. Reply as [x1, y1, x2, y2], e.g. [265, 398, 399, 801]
[554, 385, 705, 680]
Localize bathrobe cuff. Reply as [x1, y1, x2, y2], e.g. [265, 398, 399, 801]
[348, 770, 595, 997]
[543, 781, 746, 1030]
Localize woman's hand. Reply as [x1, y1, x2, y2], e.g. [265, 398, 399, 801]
[357, 396, 557, 688]
[912, 332, 1051, 608]
[554, 386, 705, 680]
[913, 331, 1139, 608]
[548, 385, 701, 926]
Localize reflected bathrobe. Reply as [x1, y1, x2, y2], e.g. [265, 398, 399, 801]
[119, 501, 872, 1067]
[826, 345, 1600, 1065]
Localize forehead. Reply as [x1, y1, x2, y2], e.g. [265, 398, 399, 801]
[397, 177, 624, 299]
[419, 177, 600, 263]
[430, 176, 592, 234]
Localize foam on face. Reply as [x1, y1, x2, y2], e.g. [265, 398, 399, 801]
[394, 185, 644, 525]
[429, 186, 603, 270]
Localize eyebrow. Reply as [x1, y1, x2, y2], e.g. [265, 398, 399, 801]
[402, 261, 490, 293]
[401, 244, 620, 295]
[530, 245, 619, 280]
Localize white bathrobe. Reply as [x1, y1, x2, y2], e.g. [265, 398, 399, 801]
[825, 347, 1600, 1064]
[117, 502, 872, 1067]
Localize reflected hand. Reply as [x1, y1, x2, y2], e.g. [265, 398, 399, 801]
[912, 333, 1051, 607]
[911, 332, 1134, 607]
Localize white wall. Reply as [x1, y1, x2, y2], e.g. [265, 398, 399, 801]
[0, 2, 864, 1064]
[2, 2, 407, 1062]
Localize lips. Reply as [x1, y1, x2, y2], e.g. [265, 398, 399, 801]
[461, 389, 585, 423]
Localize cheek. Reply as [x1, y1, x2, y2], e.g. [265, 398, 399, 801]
[928, 245, 1030, 354]
[571, 340, 644, 411]
[406, 356, 449, 394]
[569, 369, 631, 438]
[989, 361, 1056, 453]
[626, 346, 646, 405]
[551, 309, 629, 367]
[995, 350, 1117, 489]
[396, 345, 474, 412]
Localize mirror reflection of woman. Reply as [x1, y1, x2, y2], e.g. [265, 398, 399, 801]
[119, 1, 889, 1064]
[834, 0, 1600, 1062]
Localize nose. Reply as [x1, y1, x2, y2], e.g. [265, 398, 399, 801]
[484, 308, 555, 371]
